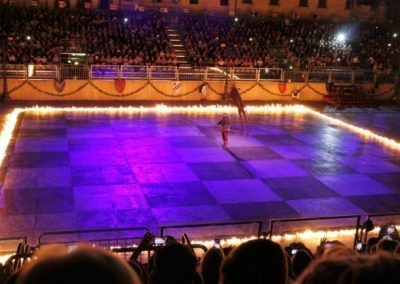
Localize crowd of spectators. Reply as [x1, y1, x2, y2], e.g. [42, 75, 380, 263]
[180, 14, 399, 73]
[3, 223, 400, 284]
[0, 5, 176, 66]
[0, 4, 399, 73]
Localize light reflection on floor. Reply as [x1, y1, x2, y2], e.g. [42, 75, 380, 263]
[1, 106, 400, 244]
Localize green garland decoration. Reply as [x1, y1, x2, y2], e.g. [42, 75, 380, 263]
[238, 83, 259, 95]
[206, 84, 224, 97]
[26, 80, 90, 97]
[7, 80, 28, 94]
[148, 81, 203, 98]
[5, 78, 397, 100]
[305, 83, 327, 96]
[256, 82, 293, 97]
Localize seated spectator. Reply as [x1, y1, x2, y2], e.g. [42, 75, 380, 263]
[16, 245, 141, 284]
[220, 239, 288, 284]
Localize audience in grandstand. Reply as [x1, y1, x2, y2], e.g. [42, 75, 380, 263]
[180, 14, 399, 71]
[1, 4, 398, 72]
[0, 5, 175, 66]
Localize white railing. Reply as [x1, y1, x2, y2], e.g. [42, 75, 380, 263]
[29, 65, 58, 79]
[60, 65, 89, 79]
[150, 66, 177, 80]
[0, 64, 395, 84]
[121, 65, 148, 79]
[178, 67, 206, 81]
[0, 64, 27, 79]
[90, 65, 119, 79]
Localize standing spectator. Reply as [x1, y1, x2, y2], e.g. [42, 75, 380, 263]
[201, 246, 225, 284]
[220, 239, 288, 284]
[17, 245, 142, 284]
[149, 242, 202, 284]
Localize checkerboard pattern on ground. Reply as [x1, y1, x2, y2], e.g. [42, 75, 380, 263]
[1, 107, 400, 240]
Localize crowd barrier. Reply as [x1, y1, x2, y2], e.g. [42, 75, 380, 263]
[159, 220, 263, 240]
[1, 212, 399, 283]
[38, 227, 150, 249]
[0, 213, 395, 251]
[1, 65, 395, 84]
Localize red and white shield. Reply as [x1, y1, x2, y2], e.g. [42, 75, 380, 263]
[53, 78, 65, 93]
[278, 82, 287, 94]
[114, 79, 126, 93]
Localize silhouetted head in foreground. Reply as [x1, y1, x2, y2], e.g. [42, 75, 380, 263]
[221, 239, 288, 284]
[17, 245, 141, 284]
[149, 242, 202, 284]
[297, 253, 400, 284]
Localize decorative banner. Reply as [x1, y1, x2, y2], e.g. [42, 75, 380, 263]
[278, 82, 287, 94]
[172, 81, 182, 94]
[53, 78, 66, 93]
[114, 79, 126, 93]
[199, 83, 207, 100]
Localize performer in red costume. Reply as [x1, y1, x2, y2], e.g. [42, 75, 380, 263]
[217, 113, 231, 148]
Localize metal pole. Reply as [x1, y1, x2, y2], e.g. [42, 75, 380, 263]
[2, 33, 9, 102]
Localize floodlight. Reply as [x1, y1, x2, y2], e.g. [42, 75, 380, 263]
[336, 33, 346, 42]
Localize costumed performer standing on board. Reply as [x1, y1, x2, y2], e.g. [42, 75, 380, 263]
[229, 81, 248, 134]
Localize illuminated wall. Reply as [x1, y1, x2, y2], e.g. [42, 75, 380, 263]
[3, 0, 387, 21]
[1, 78, 394, 102]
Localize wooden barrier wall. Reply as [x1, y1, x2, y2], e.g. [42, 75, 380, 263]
[1, 79, 395, 102]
